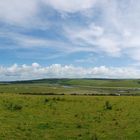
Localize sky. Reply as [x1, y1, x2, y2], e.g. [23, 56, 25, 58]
[0, 0, 140, 80]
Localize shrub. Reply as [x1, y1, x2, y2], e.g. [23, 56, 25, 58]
[44, 98, 49, 103]
[76, 123, 82, 128]
[74, 114, 78, 117]
[5, 102, 23, 111]
[52, 97, 64, 102]
[104, 101, 112, 110]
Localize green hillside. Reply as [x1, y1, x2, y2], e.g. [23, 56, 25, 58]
[9, 79, 140, 88]
[0, 79, 140, 96]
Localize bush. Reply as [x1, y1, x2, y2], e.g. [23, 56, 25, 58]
[44, 98, 49, 103]
[76, 123, 82, 128]
[52, 97, 64, 102]
[5, 102, 23, 111]
[104, 101, 112, 110]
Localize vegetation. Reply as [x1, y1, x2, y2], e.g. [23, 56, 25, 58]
[0, 94, 140, 139]
[0, 79, 140, 139]
[8, 78, 140, 88]
[0, 79, 140, 95]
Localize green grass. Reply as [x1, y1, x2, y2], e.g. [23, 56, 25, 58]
[0, 83, 137, 95]
[0, 79, 140, 139]
[0, 79, 140, 95]
[10, 78, 140, 87]
[59, 79, 140, 87]
[0, 94, 140, 139]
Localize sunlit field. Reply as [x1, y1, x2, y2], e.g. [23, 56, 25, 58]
[0, 79, 140, 140]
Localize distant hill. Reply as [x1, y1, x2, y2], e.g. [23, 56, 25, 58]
[2, 78, 140, 88]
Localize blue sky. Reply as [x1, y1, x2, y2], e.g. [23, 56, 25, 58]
[0, 0, 140, 80]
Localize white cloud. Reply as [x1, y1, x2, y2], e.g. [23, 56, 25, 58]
[0, 0, 38, 24]
[126, 48, 140, 61]
[97, 37, 121, 56]
[0, 63, 140, 81]
[0, 0, 97, 25]
[0, 31, 71, 52]
[98, 0, 140, 60]
[0, 0, 140, 63]
[65, 23, 121, 56]
[63, 0, 140, 60]
[32, 63, 40, 68]
[42, 0, 97, 13]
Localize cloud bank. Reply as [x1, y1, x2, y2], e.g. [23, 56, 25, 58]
[0, 63, 139, 81]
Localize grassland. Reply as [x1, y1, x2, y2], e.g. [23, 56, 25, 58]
[0, 79, 140, 95]
[0, 94, 140, 140]
[0, 79, 140, 139]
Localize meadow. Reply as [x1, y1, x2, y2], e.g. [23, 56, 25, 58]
[0, 79, 140, 140]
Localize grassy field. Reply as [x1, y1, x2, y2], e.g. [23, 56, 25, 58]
[0, 79, 140, 95]
[0, 94, 140, 140]
[0, 79, 140, 139]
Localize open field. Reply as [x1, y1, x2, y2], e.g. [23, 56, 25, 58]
[0, 79, 140, 139]
[0, 79, 140, 95]
[0, 94, 140, 140]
